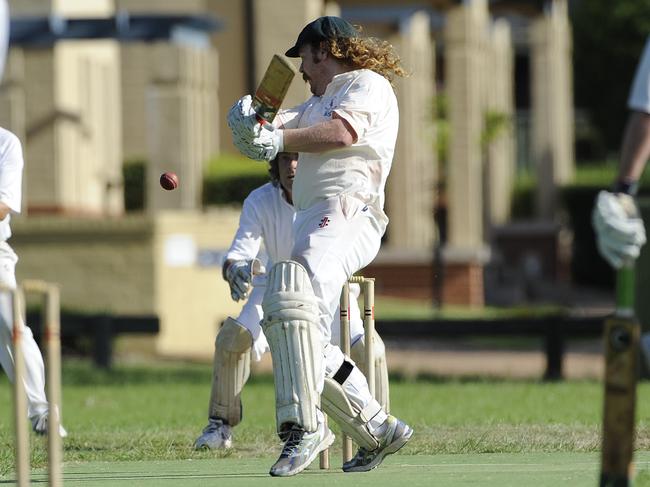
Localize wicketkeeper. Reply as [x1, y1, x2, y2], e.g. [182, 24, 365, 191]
[227, 16, 413, 477]
[194, 151, 390, 450]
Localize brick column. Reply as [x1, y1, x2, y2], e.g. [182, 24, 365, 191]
[388, 11, 436, 251]
[145, 43, 218, 211]
[443, 0, 490, 306]
[0, 49, 26, 141]
[253, 0, 322, 108]
[485, 19, 516, 228]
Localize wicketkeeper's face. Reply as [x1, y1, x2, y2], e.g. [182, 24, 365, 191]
[278, 152, 298, 195]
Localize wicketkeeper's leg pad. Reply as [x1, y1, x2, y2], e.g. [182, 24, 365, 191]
[208, 317, 252, 426]
[350, 331, 390, 412]
[262, 260, 323, 433]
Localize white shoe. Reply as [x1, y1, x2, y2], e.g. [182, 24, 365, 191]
[342, 415, 413, 472]
[32, 411, 68, 438]
[269, 421, 335, 477]
[194, 418, 233, 449]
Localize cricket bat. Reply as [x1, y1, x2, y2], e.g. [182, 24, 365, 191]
[251, 54, 297, 124]
[600, 263, 640, 487]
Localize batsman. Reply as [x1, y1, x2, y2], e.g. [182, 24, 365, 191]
[227, 16, 413, 477]
[194, 152, 390, 450]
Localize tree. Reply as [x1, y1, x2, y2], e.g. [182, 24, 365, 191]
[572, 0, 650, 156]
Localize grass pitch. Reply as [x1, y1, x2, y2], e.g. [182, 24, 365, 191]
[1, 360, 650, 485]
[13, 453, 650, 486]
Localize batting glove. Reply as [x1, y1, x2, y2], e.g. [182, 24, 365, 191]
[249, 123, 284, 161]
[592, 190, 647, 268]
[223, 259, 265, 301]
[232, 135, 268, 161]
[227, 95, 261, 145]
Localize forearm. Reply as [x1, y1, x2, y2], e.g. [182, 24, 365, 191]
[282, 118, 355, 153]
[618, 111, 650, 184]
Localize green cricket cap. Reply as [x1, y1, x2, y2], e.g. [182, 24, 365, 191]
[285, 16, 358, 58]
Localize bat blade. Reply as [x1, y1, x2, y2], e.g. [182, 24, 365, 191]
[252, 54, 297, 124]
[600, 266, 640, 487]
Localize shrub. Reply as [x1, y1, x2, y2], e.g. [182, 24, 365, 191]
[202, 153, 270, 205]
[123, 159, 146, 212]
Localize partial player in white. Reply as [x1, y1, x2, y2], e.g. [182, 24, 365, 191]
[194, 151, 390, 450]
[592, 36, 650, 366]
[0, 0, 66, 438]
[228, 16, 412, 477]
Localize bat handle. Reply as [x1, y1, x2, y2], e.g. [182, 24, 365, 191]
[616, 264, 636, 315]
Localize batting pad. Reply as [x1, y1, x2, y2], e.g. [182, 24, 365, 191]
[351, 331, 390, 412]
[262, 260, 323, 433]
[209, 317, 252, 426]
[321, 376, 382, 450]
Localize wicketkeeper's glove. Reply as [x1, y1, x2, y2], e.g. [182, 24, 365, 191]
[592, 190, 647, 268]
[223, 259, 265, 302]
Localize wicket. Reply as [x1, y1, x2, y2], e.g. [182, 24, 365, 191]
[319, 275, 376, 468]
[9, 280, 63, 487]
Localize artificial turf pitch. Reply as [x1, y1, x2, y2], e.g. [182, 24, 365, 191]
[2, 452, 650, 486]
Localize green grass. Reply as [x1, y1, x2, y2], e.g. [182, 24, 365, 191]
[2, 359, 650, 480]
[11, 453, 650, 487]
[14, 453, 650, 487]
[376, 296, 563, 320]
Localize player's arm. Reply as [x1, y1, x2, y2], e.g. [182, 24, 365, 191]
[282, 116, 356, 153]
[222, 194, 265, 301]
[617, 111, 650, 186]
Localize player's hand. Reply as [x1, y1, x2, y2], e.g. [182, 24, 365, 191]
[249, 123, 284, 161]
[227, 96, 261, 141]
[224, 260, 254, 301]
[232, 135, 269, 160]
[223, 259, 265, 302]
[227, 95, 274, 160]
[592, 190, 647, 268]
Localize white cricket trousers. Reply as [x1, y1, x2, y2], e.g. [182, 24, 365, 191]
[292, 194, 388, 431]
[0, 241, 49, 421]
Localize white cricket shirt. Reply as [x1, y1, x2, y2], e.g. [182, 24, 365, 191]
[277, 69, 399, 232]
[0, 128, 23, 241]
[225, 182, 294, 265]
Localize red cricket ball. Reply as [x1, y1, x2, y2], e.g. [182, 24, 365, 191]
[160, 172, 179, 191]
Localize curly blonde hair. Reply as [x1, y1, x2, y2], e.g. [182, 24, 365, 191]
[325, 30, 408, 85]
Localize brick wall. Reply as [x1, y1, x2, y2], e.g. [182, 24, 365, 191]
[362, 259, 485, 306]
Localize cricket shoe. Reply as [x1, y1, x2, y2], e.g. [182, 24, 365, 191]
[342, 415, 413, 472]
[194, 418, 232, 449]
[269, 421, 335, 477]
[32, 411, 68, 438]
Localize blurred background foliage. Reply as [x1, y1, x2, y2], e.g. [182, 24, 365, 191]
[572, 0, 650, 157]
[202, 153, 270, 205]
